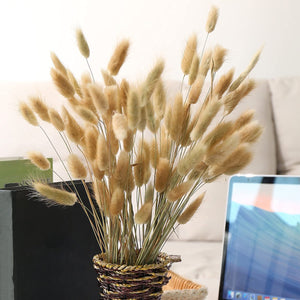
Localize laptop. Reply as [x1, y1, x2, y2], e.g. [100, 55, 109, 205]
[218, 175, 300, 300]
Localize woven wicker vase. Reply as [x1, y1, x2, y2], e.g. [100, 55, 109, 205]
[93, 253, 172, 300]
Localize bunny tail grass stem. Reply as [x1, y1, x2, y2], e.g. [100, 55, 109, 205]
[59, 131, 72, 153]
[86, 58, 95, 83]
[81, 180, 104, 252]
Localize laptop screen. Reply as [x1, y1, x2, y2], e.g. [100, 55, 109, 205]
[219, 175, 300, 300]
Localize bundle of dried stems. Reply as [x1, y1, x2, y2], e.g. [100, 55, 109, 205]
[20, 6, 262, 265]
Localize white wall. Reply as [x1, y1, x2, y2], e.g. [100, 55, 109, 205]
[1, 0, 300, 83]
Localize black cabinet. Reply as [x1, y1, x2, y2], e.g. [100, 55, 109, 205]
[0, 181, 101, 300]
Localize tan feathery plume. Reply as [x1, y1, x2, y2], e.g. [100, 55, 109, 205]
[50, 68, 75, 98]
[88, 83, 108, 115]
[177, 141, 207, 176]
[167, 180, 194, 202]
[203, 121, 233, 149]
[110, 187, 124, 216]
[205, 6, 219, 33]
[134, 202, 153, 224]
[229, 47, 262, 92]
[33, 182, 77, 206]
[96, 134, 109, 171]
[239, 121, 263, 144]
[155, 158, 171, 192]
[160, 125, 171, 158]
[177, 192, 205, 224]
[50, 52, 67, 77]
[145, 184, 154, 203]
[199, 49, 212, 77]
[62, 107, 84, 144]
[204, 131, 240, 166]
[84, 125, 98, 161]
[188, 161, 208, 180]
[68, 153, 87, 179]
[150, 139, 159, 168]
[181, 34, 197, 75]
[190, 96, 222, 141]
[101, 69, 117, 86]
[67, 70, 83, 98]
[153, 79, 166, 120]
[92, 162, 104, 181]
[213, 68, 235, 98]
[123, 129, 134, 152]
[127, 89, 140, 130]
[141, 59, 165, 106]
[75, 106, 99, 125]
[105, 86, 118, 115]
[188, 74, 205, 104]
[134, 152, 146, 187]
[145, 100, 156, 133]
[76, 28, 90, 58]
[119, 79, 129, 113]
[112, 113, 128, 140]
[188, 53, 200, 85]
[19, 101, 39, 126]
[114, 150, 130, 189]
[211, 45, 228, 72]
[169, 93, 184, 142]
[138, 106, 147, 131]
[27, 151, 50, 170]
[93, 179, 110, 214]
[29, 96, 50, 122]
[48, 108, 65, 131]
[106, 122, 119, 156]
[223, 144, 253, 175]
[224, 79, 256, 115]
[233, 109, 255, 130]
[107, 39, 130, 76]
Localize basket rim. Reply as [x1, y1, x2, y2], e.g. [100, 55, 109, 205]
[93, 252, 172, 272]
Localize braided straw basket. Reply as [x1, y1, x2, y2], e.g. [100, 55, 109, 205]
[93, 253, 173, 299]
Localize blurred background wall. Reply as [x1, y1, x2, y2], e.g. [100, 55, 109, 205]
[1, 0, 299, 83]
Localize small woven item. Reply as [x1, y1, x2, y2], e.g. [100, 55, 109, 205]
[93, 253, 173, 299]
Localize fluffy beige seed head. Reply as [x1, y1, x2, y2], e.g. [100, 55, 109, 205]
[50, 52, 67, 77]
[123, 129, 134, 152]
[114, 150, 130, 189]
[141, 59, 165, 106]
[112, 113, 128, 140]
[33, 182, 77, 206]
[110, 187, 124, 216]
[88, 83, 109, 115]
[127, 89, 140, 130]
[50, 68, 75, 98]
[62, 107, 84, 144]
[188, 75, 205, 104]
[177, 192, 205, 224]
[169, 93, 184, 142]
[211, 45, 228, 72]
[233, 109, 255, 130]
[205, 6, 219, 33]
[76, 106, 99, 125]
[181, 34, 197, 75]
[107, 39, 130, 76]
[27, 151, 50, 170]
[101, 69, 117, 86]
[67, 70, 83, 98]
[76, 28, 90, 58]
[213, 68, 235, 98]
[96, 134, 109, 171]
[84, 125, 98, 161]
[199, 49, 212, 77]
[239, 121, 263, 144]
[68, 153, 87, 179]
[155, 158, 171, 192]
[19, 101, 39, 126]
[134, 202, 153, 224]
[49, 108, 65, 131]
[29, 96, 50, 122]
[167, 181, 194, 202]
[92, 162, 104, 181]
[189, 54, 200, 85]
[153, 79, 166, 120]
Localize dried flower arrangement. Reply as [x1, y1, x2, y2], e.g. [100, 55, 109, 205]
[19, 6, 262, 266]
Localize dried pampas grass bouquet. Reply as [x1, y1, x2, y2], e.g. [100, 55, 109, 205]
[20, 6, 262, 265]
